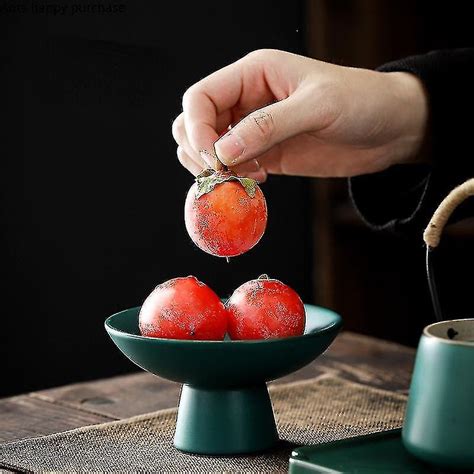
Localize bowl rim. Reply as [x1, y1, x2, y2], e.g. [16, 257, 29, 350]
[104, 304, 343, 345]
[423, 318, 474, 347]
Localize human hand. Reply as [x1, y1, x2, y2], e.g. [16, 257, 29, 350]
[172, 49, 428, 181]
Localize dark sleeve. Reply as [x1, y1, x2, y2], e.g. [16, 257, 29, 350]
[349, 49, 474, 238]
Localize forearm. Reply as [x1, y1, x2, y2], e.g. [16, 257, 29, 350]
[350, 48, 474, 238]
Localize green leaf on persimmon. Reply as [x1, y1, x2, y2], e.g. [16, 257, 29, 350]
[195, 171, 258, 199]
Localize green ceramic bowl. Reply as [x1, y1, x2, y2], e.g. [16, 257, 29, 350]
[105, 304, 342, 455]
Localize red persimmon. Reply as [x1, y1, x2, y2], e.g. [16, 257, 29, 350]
[139, 276, 227, 340]
[184, 170, 267, 258]
[227, 274, 306, 340]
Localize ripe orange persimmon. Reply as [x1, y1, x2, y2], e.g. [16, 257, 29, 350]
[184, 170, 267, 258]
[226, 274, 306, 340]
[139, 276, 227, 340]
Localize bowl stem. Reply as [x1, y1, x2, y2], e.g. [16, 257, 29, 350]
[174, 383, 279, 455]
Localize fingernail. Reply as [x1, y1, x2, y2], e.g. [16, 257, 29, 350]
[199, 150, 214, 168]
[215, 130, 245, 164]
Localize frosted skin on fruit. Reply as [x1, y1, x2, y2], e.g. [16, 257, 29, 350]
[227, 279, 306, 340]
[138, 276, 227, 340]
[184, 181, 267, 257]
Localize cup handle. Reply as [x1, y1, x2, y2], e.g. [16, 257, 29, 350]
[424, 177, 474, 322]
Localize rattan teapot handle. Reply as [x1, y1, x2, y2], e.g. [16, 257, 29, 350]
[424, 177, 474, 322]
[424, 178, 474, 248]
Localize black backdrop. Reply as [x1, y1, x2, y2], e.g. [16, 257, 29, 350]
[0, 1, 312, 397]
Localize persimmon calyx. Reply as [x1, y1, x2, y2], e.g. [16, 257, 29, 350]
[195, 169, 258, 199]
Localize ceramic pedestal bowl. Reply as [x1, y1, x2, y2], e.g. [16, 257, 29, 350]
[105, 304, 342, 455]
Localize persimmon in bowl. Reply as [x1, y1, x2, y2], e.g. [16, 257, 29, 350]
[105, 303, 342, 455]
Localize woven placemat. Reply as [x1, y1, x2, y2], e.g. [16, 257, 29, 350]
[0, 376, 406, 473]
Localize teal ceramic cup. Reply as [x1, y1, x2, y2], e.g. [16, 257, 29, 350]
[402, 318, 474, 469]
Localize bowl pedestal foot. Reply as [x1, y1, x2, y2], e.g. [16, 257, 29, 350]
[174, 382, 279, 455]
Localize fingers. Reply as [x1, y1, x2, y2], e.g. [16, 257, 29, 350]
[173, 111, 235, 172]
[232, 161, 268, 182]
[177, 147, 203, 176]
[173, 113, 210, 172]
[232, 158, 262, 174]
[214, 92, 311, 167]
[243, 169, 268, 183]
[181, 53, 277, 161]
[231, 147, 284, 182]
[174, 49, 311, 175]
[181, 62, 245, 161]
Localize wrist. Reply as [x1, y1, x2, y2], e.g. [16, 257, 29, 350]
[385, 71, 430, 166]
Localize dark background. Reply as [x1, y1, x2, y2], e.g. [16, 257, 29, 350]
[1, 1, 311, 397]
[1, 1, 473, 397]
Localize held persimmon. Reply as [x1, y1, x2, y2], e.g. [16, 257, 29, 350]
[139, 276, 227, 340]
[226, 274, 306, 340]
[184, 170, 267, 258]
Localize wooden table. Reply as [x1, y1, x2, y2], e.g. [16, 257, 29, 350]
[0, 332, 415, 446]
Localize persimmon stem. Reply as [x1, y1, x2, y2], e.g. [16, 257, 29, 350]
[215, 159, 227, 172]
[213, 144, 227, 172]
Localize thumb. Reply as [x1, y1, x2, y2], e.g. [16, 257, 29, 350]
[214, 96, 307, 166]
